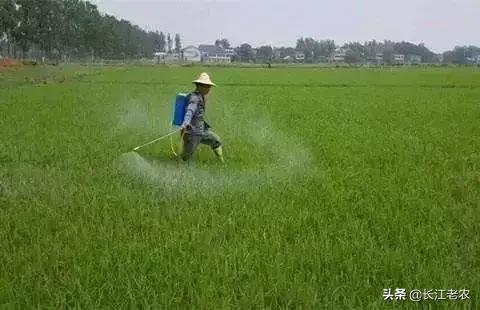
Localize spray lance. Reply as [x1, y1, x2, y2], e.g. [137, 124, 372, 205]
[132, 93, 189, 153]
[132, 128, 181, 152]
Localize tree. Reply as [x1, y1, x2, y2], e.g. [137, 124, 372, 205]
[158, 32, 166, 52]
[275, 47, 295, 59]
[152, 30, 160, 51]
[0, 0, 17, 38]
[364, 40, 381, 59]
[174, 33, 181, 54]
[99, 14, 121, 58]
[215, 38, 230, 49]
[167, 33, 172, 53]
[296, 37, 305, 51]
[393, 41, 417, 56]
[14, 0, 44, 57]
[382, 40, 395, 64]
[146, 30, 160, 56]
[295, 37, 316, 61]
[392, 41, 435, 62]
[442, 46, 480, 64]
[0, 0, 18, 56]
[0, 0, 176, 60]
[294, 38, 336, 62]
[80, 1, 106, 57]
[343, 42, 366, 63]
[60, 0, 87, 59]
[416, 43, 435, 62]
[317, 40, 335, 57]
[256, 45, 273, 62]
[235, 43, 254, 62]
[1, 0, 455, 64]
[344, 49, 362, 63]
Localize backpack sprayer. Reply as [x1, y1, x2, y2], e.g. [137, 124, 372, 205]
[132, 93, 190, 154]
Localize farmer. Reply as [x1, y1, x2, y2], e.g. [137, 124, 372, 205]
[180, 72, 224, 163]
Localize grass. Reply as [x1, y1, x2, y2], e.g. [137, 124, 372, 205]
[1, 65, 479, 308]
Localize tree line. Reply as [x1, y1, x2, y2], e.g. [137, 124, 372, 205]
[442, 46, 480, 64]
[1, 0, 478, 64]
[0, 0, 182, 60]
[214, 38, 479, 64]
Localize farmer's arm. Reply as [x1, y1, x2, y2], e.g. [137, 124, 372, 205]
[182, 96, 199, 127]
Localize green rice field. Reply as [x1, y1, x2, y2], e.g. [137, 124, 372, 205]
[1, 65, 479, 308]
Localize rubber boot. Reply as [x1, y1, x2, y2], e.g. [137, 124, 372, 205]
[213, 146, 225, 163]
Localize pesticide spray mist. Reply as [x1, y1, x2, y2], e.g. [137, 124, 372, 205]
[114, 99, 318, 197]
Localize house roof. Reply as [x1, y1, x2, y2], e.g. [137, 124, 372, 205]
[198, 45, 228, 56]
[182, 45, 199, 51]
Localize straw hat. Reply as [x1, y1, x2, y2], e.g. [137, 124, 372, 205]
[192, 72, 217, 87]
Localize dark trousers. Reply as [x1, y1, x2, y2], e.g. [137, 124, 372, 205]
[181, 130, 222, 161]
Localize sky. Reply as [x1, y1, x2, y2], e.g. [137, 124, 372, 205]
[92, 0, 479, 53]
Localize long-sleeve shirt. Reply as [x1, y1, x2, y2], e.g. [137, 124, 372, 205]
[182, 91, 206, 135]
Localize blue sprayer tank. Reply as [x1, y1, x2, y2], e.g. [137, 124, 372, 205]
[172, 93, 190, 127]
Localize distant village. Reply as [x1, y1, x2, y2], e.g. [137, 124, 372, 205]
[154, 44, 480, 65]
[1, 0, 478, 66]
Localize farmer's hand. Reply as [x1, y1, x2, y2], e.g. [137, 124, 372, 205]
[180, 123, 191, 135]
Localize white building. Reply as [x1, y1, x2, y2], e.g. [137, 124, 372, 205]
[198, 45, 233, 63]
[466, 56, 477, 64]
[332, 48, 346, 62]
[407, 54, 422, 64]
[295, 51, 305, 61]
[182, 46, 201, 62]
[224, 48, 235, 57]
[393, 54, 405, 64]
